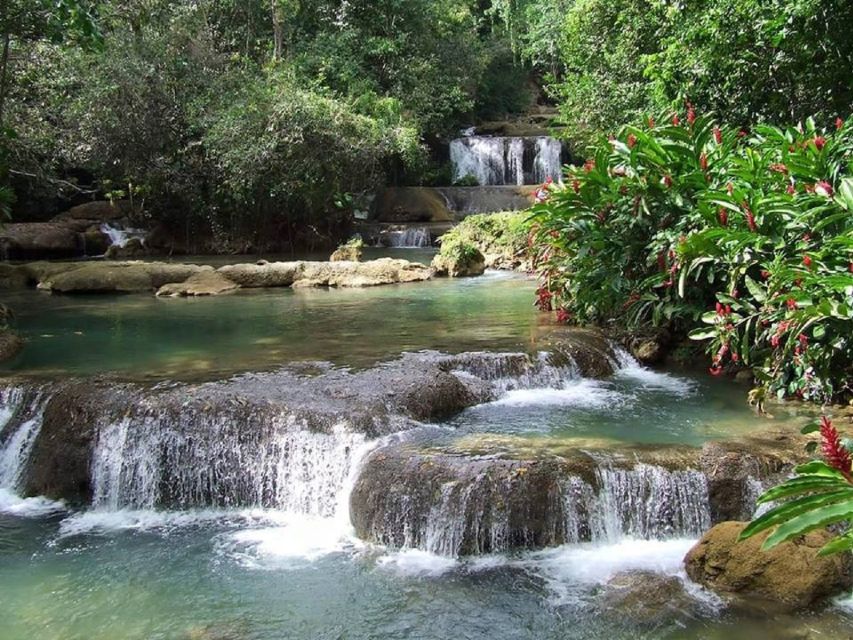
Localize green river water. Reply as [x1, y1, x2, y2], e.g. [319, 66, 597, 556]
[0, 260, 850, 639]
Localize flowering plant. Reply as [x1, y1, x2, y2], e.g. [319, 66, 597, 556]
[740, 417, 853, 555]
[531, 108, 853, 403]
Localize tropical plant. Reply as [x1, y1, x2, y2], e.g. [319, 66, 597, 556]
[740, 416, 853, 555]
[531, 109, 853, 403]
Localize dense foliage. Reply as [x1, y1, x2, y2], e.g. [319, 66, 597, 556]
[496, 0, 853, 146]
[531, 110, 853, 403]
[742, 416, 853, 555]
[2, 0, 528, 247]
[436, 211, 532, 268]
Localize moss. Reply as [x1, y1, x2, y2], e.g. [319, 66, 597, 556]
[437, 211, 532, 270]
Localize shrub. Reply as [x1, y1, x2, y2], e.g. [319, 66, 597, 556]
[531, 110, 853, 403]
[438, 212, 532, 268]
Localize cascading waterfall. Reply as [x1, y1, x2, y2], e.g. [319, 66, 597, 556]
[446, 351, 580, 393]
[0, 387, 45, 492]
[384, 227, 432, 248]
[90, 413, 367, 516]
[450, 136, 563, 186]
[99, 223, 147, 249]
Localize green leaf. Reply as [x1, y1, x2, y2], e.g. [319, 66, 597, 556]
[757, 476, 849, 503]
[763, 500, 853, 549]
[818, 532, 853, 556]
[740, 489, 853, 541]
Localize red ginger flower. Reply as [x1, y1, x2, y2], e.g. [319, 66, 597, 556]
[648, 116, 655, 129]
[803, 254, 813, 268]
[815, 181, 834, 198]
[627, 133, 637, 148]
[663, 175, 673, 188]
[769, 163, 788, 174]
[672, 113, 681, 126]
[700, 153, 708, 171]
[820, 417, 852, 480]
[713, 126, 722, 144]
[687, 105, 696, 127]
[743, 202, 757, 231]
[556, 308, 572, 324]
[836, 117, 844, 130]
[813, 136, 827, 151]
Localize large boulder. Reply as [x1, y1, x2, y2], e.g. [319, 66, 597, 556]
[51, 200, 137, 230]
[156, 270, 240, 297]
[294, 259, 432, 287]
[217, 261, 302, 288]
[684, 521, 853, 610]
[37, 262, 207, 293]
[0, 223, 83, 260]
[372, 187, 454, 223]
[431, 247, 486, 278]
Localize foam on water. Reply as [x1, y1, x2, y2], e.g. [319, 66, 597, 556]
[0, 488, 65, 517]
[376, 548, 460, 577]
[487, 381, 626, 409]
[612, 348, 697, 397]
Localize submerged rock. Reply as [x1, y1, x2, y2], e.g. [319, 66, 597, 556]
[0, 329, 24, 362]
[684, 521, 853, 610]
[599, 571, 698, 628]
[156, 270, 240, 297]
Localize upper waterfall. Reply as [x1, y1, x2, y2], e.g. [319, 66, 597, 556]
[450, 135, 563, 186]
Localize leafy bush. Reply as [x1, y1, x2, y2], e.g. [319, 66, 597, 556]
[741, 416, 853, 555]
[438, 211, 532, 268]
[531, 110, 853, 403]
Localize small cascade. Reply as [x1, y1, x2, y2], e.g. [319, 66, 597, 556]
[99, 223, 147, 249]
[90, 413, 367, 516]
[0, 387, 45, 492]
[354, 452, 712, 557]
[445, 351, 580, 393]
[384, 227, 432, 248]
[589, 464, 711, 540]
[449, 136, 563, 186]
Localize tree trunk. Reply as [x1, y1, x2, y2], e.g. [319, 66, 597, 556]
[271, 0, 283, 61]
[0, 31, 11, 131]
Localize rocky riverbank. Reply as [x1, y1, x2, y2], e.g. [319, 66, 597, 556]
[0, 257, 434, 295]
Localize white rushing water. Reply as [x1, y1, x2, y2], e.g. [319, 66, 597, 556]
[384, 227, 432, 248]
[450, 136, 563, 186]
[99, 223, 147, 249]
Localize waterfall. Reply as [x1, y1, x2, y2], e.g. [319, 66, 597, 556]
[587, 464, 711, 541]
[449, 136, 563, 186]
[99, 223, 147, 249]
[358, 457, 712, 557]
[0, 387, 45, 492]
[385, 227, 432, 248]
[90, 412, 367, 517]
[445, 351, 580, 393]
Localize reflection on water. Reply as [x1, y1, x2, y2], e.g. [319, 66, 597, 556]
[2, 271, 540, 380]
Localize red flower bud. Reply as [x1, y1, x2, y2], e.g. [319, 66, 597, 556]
[836, 117, 844, 131]
[713, 126, 722, 144]
[627, 133, 637, 149]
[820, 417, 852, 479]
[572, 179, 581, 194]
[786, 297, 798, 310]
[787, 184, 796, 195]
[700, 153, 708, 171]
[663, 175, 673, 188]
[687, 106, 696, 127]
[648, 116, 655, 129]
[743, 202, 757, 231]
[760, 269, 770, 280]
[672, 114, 681, 126]
[813, 136, 826, 150]
[803, 254, 812, 268]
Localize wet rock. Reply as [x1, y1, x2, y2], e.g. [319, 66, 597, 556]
[105, 238, 150, 260]
[373, 187, 454, 223]
[24, 382, 134, 504]
[36, 262, 207, 293]
[0, 223, 83, 260]
[431, 248, 486, 278]
[0, 263, 31, 289]
[684, 521, 853, 610]
[699, 431, 811, 522]
[156, 270, 240, 297]
[539, 327, 619, 378]
[599, 571, 698, 628]
[0, 329, 24, 362]
[351, 444, 586, 555]
[51, 200, 137, 229]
